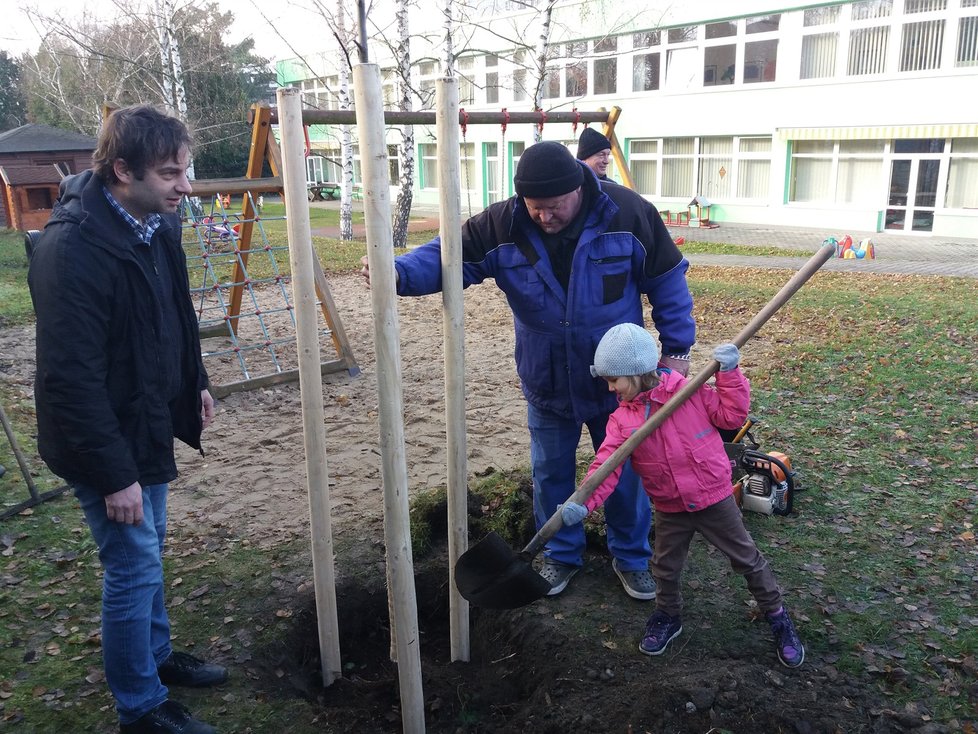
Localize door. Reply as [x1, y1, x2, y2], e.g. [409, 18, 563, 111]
[885, 140, 943, 233]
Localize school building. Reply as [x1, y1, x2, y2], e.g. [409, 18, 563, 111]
[277, 0, 978, 238]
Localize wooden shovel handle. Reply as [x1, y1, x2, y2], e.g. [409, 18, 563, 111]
[523, 241, 836, 559]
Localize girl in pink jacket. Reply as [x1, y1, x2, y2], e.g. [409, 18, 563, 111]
[561, 323, 804, 668]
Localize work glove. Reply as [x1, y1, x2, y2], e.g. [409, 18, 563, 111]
[713, 343, 740, 371]
[560, 501, 589, 526]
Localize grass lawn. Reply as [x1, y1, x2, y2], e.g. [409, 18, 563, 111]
[1, 224, 976, 731]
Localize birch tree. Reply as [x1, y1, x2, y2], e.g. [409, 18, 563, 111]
[155, 0, 195, 179]
[335, 0, 355, 240]
[390, 0, 416, 249]
[21, 1, 272, 179]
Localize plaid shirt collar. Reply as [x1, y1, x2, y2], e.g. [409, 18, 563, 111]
[103, 186, 163, 245]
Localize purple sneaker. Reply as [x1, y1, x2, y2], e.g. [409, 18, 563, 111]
[639, 610, 682, 656]
[767, 607, 805, 668]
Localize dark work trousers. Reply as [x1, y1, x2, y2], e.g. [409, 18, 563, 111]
[651, 495, 782, 617]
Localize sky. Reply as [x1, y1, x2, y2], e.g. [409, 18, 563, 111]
[1, 0, 342, 64]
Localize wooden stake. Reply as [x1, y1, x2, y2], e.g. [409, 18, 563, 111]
[435, 77, 470, 663]
[352, 63, 426, 734]
[275, 88, 342, 687]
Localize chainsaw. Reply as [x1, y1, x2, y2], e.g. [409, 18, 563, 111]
[723, 417, 797, 516]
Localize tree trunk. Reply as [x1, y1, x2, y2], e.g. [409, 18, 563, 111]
[391, 0, 415, 249]
[336, 0, 354, 241]
[156, 0, 195, 180]
[531, 0, 557, 143]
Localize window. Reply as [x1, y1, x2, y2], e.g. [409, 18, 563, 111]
[905, 0, 946, 11]
[848, 26, 890, 74]
[633, 53, 660, 91]
[460, 142, 476, 191]
[789, 139, 884, 204]
[900, 20, 945, 71]
[804, 5, 841, 26]
[957, 16, 978, 66]
[633, 31, 660, 48]
[418, 61, 437, 108]
[594, 36, 617, 54]
[706, 21, 737, 39]
[419, 142, 438, 189]
[509, 141, 525, 195]
[662, 137, 695, 197]
[946, 138, 978, 208]
[542, 67, 560, 98]
[26, 188, 53, 210]
[851, 0, 893, 20]
[511, 49, 529, 102]
[566, 62, 587, 96]
[632, 136, 772, 200]
[801, 33, 838, 78]
[484, 141, 504, 205]
[458, 56, 475, 105]
[837, 140, 884, 205]
[594, 58, 617, 94]
[486, 71, 499, 104]
[668, 26, 698, 43]
[666, 47, 699, 89]
[387, 145, 400, 186]
[699, 137, 733, 199]
[513, 69, 528, 101]
[746, 14, 781, 33]
[705, 45, 735, 85]
[630, 140, 659, 195]
[382, 69, 397, 107]
[738, 138, 772, 199]
[745, 40, 778, 82]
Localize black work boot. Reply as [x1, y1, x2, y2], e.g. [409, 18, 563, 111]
[157, 652, 228, 688]
[120, 699, 216, 733]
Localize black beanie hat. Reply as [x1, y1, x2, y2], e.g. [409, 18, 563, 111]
[514, 141, 585, 198]
[576, 127, 612, 161]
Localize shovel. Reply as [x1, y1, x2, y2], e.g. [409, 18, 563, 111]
[455, 241, 836, 609]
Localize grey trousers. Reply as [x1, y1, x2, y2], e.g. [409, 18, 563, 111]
[651, 495, 783, 617]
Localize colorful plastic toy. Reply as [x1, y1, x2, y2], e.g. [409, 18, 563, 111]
[856, 237, 875, 259]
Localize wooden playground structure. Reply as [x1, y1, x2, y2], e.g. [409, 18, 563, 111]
[181, 105, 360, 398]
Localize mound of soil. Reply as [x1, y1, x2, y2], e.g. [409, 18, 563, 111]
[249, 541, 941, 734]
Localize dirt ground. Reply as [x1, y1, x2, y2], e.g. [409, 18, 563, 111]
[0, 273, 949, 733]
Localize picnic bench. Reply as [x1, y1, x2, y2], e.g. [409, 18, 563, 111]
[307, 181, 342, 201]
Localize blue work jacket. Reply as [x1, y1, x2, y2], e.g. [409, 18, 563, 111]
[395, 167, 695, 423]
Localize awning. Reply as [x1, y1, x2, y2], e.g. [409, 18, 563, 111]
[777, 123, 978, 141]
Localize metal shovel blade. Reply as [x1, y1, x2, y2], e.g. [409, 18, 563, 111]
[455, 532, 552, 609]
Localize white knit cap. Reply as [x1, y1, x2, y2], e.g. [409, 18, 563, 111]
[590, 323, 659, 378]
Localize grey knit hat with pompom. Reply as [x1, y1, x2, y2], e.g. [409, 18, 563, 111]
[590, 323, 659, 378]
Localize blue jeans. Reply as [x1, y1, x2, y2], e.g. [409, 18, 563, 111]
[527, 403, 652, 570]
[74, 483, 172, 724]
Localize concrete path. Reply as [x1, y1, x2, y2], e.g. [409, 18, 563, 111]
[669, 222, 978, 279]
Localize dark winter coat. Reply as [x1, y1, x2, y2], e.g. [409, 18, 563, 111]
[394, 163, 695, 423]
[29, 170, 207, 496]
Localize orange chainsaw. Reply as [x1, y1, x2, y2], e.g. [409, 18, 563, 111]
[723, 417, 797, 516]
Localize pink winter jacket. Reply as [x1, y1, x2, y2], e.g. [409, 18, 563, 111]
[583, 368, 750, 514]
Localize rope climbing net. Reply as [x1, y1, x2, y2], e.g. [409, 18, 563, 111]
[180, 192, 322, 396]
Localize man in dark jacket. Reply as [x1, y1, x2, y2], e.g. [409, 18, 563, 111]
[362, 141, 696, 600]
[29, 105, 223, 734]
[576, 126, 614, 181]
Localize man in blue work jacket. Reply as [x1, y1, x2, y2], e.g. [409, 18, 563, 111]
[362, 141, 696, 600]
